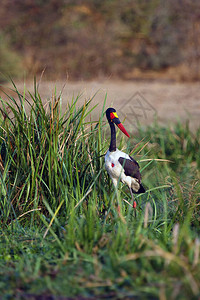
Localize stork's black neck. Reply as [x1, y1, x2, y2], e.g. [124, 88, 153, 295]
[109, 122, 116, 152]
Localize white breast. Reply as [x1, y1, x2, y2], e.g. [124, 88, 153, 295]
[105, 149, 130, 187]
[105, 149, 140, 191]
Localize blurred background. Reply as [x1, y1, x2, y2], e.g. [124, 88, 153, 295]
[0, 0, 200, 130]
[1, 0, 200, 82]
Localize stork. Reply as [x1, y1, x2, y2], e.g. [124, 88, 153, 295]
[105, 107, 145, 210]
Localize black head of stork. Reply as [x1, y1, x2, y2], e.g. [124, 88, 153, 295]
[105, 107, 145, 210]
[106, 107, 130, 152]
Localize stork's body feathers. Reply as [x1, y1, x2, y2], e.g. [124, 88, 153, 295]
[118, 156, 145, 194]
[105, 107, 145, 209]
[105, 149, 144, 194]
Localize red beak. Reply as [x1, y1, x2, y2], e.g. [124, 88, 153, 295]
[117, 122, 130, 138]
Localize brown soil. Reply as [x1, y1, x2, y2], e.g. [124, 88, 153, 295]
[1, 79, 200, 131]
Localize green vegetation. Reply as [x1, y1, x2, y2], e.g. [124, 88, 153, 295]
[0, 82, 199, 299]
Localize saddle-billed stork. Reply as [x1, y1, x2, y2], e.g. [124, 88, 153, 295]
[105, 107, 145, 209]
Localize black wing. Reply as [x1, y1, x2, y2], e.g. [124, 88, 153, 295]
[118, 156, 141, 183]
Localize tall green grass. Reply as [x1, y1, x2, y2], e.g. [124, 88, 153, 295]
[0, 82, 199, 299]
[0, 81, 106, 225]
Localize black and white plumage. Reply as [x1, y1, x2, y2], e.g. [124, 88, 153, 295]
[105, 107, 145, 207]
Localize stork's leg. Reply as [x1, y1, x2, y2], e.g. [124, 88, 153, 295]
[111, 183, 126, 223]
[112, 179, 119, 206]
[109, 179, 119, 218]
[130, 187, 137, 217]
[106, 186, 120, 220]
[114, 186, 120, 212]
